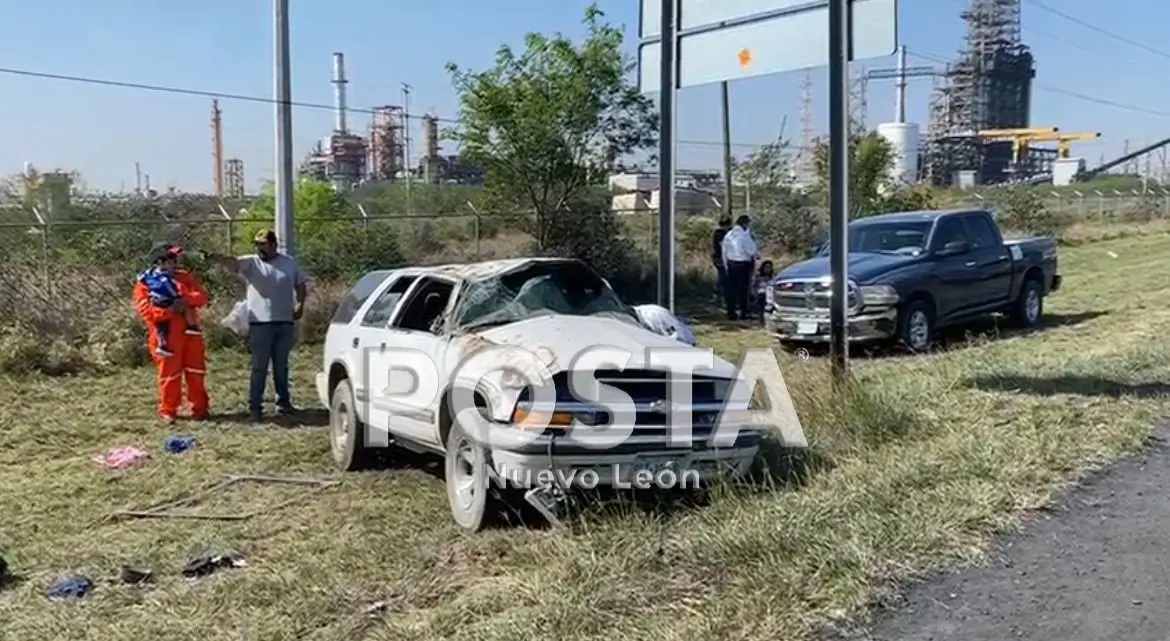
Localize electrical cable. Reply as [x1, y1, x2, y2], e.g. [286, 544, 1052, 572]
[1022, 0, 1170, 62]
[0, 65, 767, 150]
[904, 48, 1170, 119]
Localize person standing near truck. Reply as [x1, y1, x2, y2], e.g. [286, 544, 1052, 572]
[205, 229, 308, 424]
[721, 214, 758, 321]
[711, 217, 732, 298]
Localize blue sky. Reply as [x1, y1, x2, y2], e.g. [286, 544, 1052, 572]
[1, 0, 1165, 192]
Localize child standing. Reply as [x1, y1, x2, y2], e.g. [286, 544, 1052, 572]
[138, 254, 201, 358]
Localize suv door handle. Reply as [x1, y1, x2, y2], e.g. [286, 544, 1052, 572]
[965, 260, 976, 267]
[998, 255, 1009, 261]
[352, 337, 359, 348]
[379, 343, 386, 352]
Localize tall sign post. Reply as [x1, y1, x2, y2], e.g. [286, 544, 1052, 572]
[638, 0, 896, 377]
[828, 0, 851, 383]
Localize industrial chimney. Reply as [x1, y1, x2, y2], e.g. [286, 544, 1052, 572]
[332, 52, 348, 134]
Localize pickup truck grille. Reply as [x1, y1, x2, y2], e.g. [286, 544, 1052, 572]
[519, 370, 728, 435]
[773, 280, 858, 313]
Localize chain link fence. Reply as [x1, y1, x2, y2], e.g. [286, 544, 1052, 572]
[0, 190, 1163, 362]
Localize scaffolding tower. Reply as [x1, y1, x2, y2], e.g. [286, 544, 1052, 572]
[925, 0, 1035, 186]
[368, 106, 405, 182]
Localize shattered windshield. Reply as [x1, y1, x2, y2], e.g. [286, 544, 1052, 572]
[453, 261, 636, 330]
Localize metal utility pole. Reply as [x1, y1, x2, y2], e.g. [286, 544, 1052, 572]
[402, 83, 413, 211]
[656, 0, 677, 311]
[721, 81, 734, 219]
[273, 0, 295, 255]
[828, 0, 851, 382]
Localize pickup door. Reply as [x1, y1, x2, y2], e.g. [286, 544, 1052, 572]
[956, 211, 1014, 306]
[931, 216, 984, 319]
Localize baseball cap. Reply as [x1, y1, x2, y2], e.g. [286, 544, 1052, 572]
[148, 242, 183, 263]
[253, 229, 277, 244]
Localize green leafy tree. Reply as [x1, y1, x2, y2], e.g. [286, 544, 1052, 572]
[445, 3, 657, 249]
[238, 178, 402, 281]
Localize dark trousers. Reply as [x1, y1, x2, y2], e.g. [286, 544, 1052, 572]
[725, 260, 753, 320]
[248, 322, 296, 414]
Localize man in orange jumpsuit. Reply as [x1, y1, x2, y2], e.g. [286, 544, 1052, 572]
[132, 243, 211, 423]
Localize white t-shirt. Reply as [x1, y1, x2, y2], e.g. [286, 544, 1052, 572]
[633, 304, 695, 345]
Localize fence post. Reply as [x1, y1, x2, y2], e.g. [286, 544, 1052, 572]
[217, 201, 234, 252]
[466, 201, 482, 260]
[31, 205, 50, 295]
[1072, 190, 1084, 217]
[1094, 190, 1104, 218]
[357, 203, 370, 232]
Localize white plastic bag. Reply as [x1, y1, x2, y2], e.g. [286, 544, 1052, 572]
[220, 300, 250, 337]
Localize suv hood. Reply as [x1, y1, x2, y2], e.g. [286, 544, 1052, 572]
[778, 252, 919, 283]
[474, 315, 737, 378]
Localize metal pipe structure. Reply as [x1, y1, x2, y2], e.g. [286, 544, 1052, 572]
[828, 0, 851, 381]
[332, 52, 348, 134]
[273, 0, 295, 255]
[656, 0, 677, 311]
[894, 45, 907, 124]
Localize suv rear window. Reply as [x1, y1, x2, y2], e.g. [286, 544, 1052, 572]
[331, 271, 393, 325]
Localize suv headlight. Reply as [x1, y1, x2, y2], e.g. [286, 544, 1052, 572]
[857, 284, 899, 307]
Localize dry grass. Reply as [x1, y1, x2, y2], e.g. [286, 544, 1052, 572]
[3, 227, 1170, 640]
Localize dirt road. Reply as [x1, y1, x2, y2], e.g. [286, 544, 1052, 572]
[861, 424, 1170, 641]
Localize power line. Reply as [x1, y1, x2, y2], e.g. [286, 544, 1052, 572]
[904, 48, 1170, 119]
[1022, 0, 1170, 62]
[0, 64, 769, 150]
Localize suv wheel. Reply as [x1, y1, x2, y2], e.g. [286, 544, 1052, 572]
[330, 379, 374, 471]
[445, 418, 491, 532]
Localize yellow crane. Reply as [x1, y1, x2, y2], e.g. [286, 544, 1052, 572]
[978, 126, 1102, 164]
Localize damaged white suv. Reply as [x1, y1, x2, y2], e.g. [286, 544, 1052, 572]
[316, 258, 762, 531]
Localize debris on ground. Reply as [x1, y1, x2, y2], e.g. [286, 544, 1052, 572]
[120, 566, 153, 585]
[163, 435, 196, 454]
[0, 555, 7, 584]
[46, 576, 93, 599]
[181, 554, 247, 579]
[92, 446, 150, 470]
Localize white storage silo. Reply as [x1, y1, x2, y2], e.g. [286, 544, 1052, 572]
[876, 122, 920, 187]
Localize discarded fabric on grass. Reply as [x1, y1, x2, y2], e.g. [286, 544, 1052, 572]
[163, 435, 196, 454]
[92, 446, 150, 469]
[46, 576, 93, 599]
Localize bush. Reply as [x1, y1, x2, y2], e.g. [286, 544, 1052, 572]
[994, 188, 1071, 236]
[0, 323, 88, 376]
[86, 304, 150, 368]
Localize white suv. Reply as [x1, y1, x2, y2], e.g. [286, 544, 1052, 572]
[316, 258, 761, 530]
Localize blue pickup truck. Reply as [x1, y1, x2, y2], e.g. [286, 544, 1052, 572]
[764, 208, 1061, 351]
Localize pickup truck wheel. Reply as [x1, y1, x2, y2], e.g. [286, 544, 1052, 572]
[1011, 278, 1044, 328]
[445, 419, 491, 532]
[330, 379, 374, 471]
[899, 300, 934, 352]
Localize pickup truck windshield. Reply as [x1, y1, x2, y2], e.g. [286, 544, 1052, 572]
[453, 261, 634, 330]
[816, 221, 933, 256]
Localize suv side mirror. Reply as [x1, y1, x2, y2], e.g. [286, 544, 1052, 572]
[937, 239, 968, 256]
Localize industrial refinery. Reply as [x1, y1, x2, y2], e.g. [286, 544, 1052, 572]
[298, 52, 481, 191]
[863, 0, 1165, 187]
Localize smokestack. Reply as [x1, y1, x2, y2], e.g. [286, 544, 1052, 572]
[894, 45, 907, 124]
[332, 52, 348, 134]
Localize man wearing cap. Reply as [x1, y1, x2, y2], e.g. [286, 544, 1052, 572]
[206, 229, 308, 423]
[132, 243, 211, 423]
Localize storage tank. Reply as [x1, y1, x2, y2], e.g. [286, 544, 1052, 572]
[876, 122, 920, 187]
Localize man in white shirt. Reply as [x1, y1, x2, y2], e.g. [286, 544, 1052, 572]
[206, 229, 308, 423]
[721, 214, 758, 321]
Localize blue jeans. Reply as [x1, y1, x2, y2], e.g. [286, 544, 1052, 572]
[249, 322, 296, 414]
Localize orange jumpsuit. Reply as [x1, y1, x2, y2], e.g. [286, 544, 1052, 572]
[132, 269, 210, 419]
